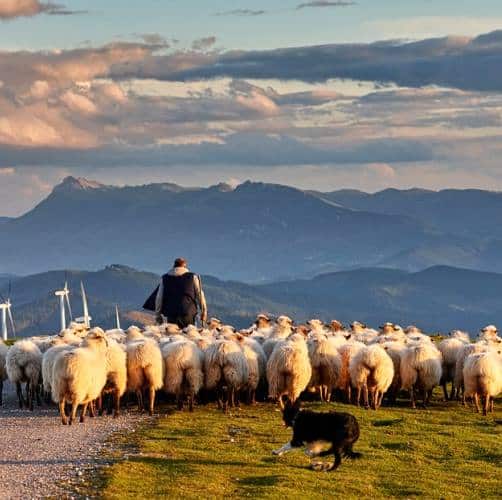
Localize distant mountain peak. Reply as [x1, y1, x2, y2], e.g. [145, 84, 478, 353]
[54, 176, 106, 193]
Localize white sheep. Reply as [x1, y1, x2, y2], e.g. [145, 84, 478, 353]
[381, 341, 406, 403]
[463, 350, 502, 415]
[337, 340, 365, 402]
[400, 342, 442, 408]
[307, 333, 342, 402]
[351, 321, 379, 344]
[41, 338, 74, 401]
[162, 340, 204, 411]
[269, 316, 294, 340]
[0, 340, 8, 405]
[99, 339, 128, 417]
[204, 339, 249, 411]
[438, 335, 469, 400]
[349, 344, 394, 409]
[266, 333, 311, 408]
[478, 325, 499, 343]
[126, 334, 164, 415]
[454, 342, 492, 404]
[51, 328, 108, 424]
[239, 336, 267, 404]
[6, 339, 42, 410]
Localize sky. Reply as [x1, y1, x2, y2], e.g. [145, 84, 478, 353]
[2, 0, 502, 215]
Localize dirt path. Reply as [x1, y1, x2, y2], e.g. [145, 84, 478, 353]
[0, 381, 145, 499]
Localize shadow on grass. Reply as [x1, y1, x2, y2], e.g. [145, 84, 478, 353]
[378, 479, 423, 498]
[233, 475, 286, 496]
[372, 418, 404, 427]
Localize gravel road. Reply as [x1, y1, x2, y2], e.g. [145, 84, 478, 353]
[0, 381, 145, 499]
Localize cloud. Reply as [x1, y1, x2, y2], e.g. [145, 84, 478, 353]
[191, 36, 217, 51]
[214, 9, 267, 17]
[146, 31, 502, 92]
[137, 33, 169, 47]
[0, 0, 85, 19]
[296, 1, 356, 9]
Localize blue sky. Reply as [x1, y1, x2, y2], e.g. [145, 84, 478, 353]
[2, 1, 502, 215]
[3, 0, 502, 50]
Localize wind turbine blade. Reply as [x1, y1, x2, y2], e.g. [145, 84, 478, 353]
[115, 304, 121, 330]
[81, 281, 90, 327]
[65, 293, 73, 322]
[7, 307, 15, 337]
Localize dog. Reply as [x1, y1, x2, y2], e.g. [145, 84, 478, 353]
[272, 400, 361, 471]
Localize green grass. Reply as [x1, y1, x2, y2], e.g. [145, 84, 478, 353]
[96, 396, 501, 499]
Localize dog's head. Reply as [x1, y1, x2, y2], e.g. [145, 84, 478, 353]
[282, 399, 302, 427]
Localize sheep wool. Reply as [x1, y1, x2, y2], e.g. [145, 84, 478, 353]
[162, 340, 204, 411]
[126, 337, 164, 415]
[349, 344, 394, 409]
[0, 340, 8, 405]
[51, 329, 109, 424]
[463, 351, 502, 415]
[204, 339, 249, 410]
[307, 333, 342, 402]
[438, 337, 468, 400]
[266, 333, 312, 408]
[400, 342, 442, 408]
[6, 339, 42, 411]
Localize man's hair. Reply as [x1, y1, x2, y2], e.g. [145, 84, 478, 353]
[174, 257, 187, 268]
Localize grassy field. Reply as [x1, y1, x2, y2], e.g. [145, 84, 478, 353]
[96, 397, 501, 499]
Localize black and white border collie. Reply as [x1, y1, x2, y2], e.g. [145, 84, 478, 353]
[273, 400, 361, 471]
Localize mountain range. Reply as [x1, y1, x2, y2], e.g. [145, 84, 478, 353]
[2, 264, 502, 337]
[3, 176, 502, 281]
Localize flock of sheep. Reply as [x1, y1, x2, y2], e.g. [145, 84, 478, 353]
[0, 314, 501, 424]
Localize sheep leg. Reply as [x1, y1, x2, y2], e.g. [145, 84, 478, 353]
[113, 389, 121, 418]
[473, 393, 480, 413]
[0, 379, 3, 405]
[89, 400, 96, 418]
[489, 397, 494, 414]
[278, 395, 285, 410]
[36, 384, 42, 407]
[421, 388, 427, 409]
[97, 394, 104, 416]
[136, 389, 144, 412]
[80, 402, 89, 423]
[16, 382, 25, 408]
[449, 384, 456, 401]
[148, 385, 156, 416]
[363, 385, 369, 409]
[409, 387, 416, 409]
[346, 385, 352, 404]
[59, 398, 68, 425]
[177, 394, 183, 411]
[28, 382, 35, 411]
[355, 386, 361, 407]
[69, 402, 78, 425]
[188, 394, 194, 413]
[442, 383, 449, 401]
[482, 395, 489, 417]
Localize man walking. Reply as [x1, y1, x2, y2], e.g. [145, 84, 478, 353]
[150, 257, 207, 328]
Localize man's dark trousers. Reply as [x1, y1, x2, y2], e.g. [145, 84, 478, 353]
[167, 315, 196, 329]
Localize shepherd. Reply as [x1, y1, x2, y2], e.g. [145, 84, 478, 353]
[143, 257, 207, 328]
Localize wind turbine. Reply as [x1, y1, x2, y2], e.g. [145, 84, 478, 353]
[55, 279, 72, 332]
[0, 282, 15, 341]
[115, 304, 121, 330]
[75, 281, 92, 328]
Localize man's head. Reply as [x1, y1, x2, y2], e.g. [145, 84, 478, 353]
[174, 257, 187, 268]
